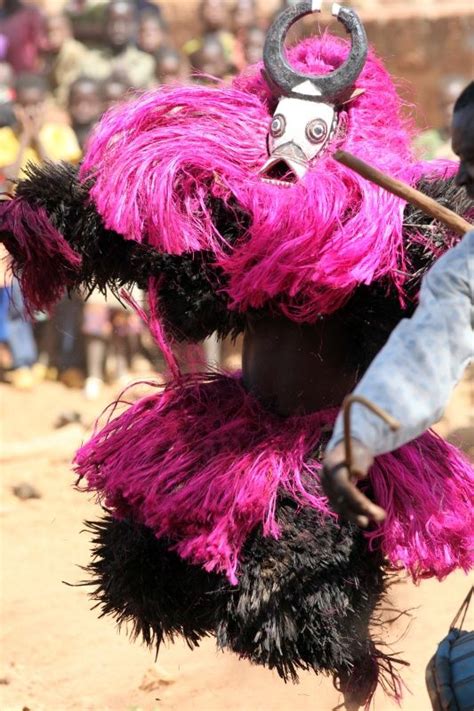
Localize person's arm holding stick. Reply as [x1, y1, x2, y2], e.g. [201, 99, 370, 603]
[322, 82, 474, 527]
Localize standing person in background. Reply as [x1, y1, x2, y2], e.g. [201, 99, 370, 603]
[0, 65, 16, 187]
[52, 76, 103, 389]
[137, 8, 168, 57]
[82, 291, 145, 400]
[0, 0, 44, 73]
[41, 13, 88, 107]
[81, 0, 155, 89]
[68, 76, 102, 151]
[0, 268, 38, 389]
[0, 74, 81, 387]
[233, 0, 257, 32]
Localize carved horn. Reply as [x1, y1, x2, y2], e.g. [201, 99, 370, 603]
[263, 1, 368, 104]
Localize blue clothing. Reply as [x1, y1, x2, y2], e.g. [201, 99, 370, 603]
[2, 279, 37, 368]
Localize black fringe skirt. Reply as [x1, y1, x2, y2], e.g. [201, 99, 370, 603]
[83, 496, 403, 707]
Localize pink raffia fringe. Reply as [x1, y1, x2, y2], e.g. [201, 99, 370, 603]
[75, 372, 474, 585]
[0, 198, 82, 313]
[80, 33, 458, 322]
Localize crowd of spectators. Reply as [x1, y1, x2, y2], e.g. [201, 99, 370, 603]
[0, 0, 285, 394]
[0, 0, 283, 186]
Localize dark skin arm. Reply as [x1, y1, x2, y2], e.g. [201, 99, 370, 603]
[321, 438, 386, 528]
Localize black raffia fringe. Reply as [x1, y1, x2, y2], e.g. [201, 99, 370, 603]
[403, 175, 473, 292]
[80, 499, 406, 708]
[11, 161, 245, 341]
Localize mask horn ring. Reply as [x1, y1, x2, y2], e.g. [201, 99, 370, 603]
[263, 1, 368, 104]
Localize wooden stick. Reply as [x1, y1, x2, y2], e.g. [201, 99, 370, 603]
[334, 149, 473, 236]
[342, 395, 400, 477]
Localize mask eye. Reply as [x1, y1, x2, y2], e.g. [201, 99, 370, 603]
[306, 118, 328, 144]
[270, 114, 286, 138]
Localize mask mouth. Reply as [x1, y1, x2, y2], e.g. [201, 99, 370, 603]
[259, 148, 307, 186]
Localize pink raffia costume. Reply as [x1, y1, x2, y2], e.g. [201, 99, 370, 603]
[1, 3, 472, 707]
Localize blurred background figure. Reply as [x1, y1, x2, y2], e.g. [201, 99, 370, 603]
[155, 46, 187, 85]
[0, 263, 38, 390]
[184, 0, 235, 71]
[82, 291, 145, 400]
[0, 59, 13, 103]
[241, 24, 264, 66]
[415, 75, 467, 159]
[0, 72, 80, 183]
[0, 0, 44, 73]
[101, 72, 130, 110]
[190, 34, 230, 82]
[81, 0, 155, 88]
[0, 72, 81, 389]
[41, 12, 88, 107]
[233, 0, 257, 33]
[68, 75, 101, 150]
[232, 0, 258, 70]
[137, 7, 167, 56]
[199, 0, 233, 47]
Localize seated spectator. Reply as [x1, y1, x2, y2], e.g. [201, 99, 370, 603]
[242, 24, 264, 66]
[190, 35, 230, 83]
[183, 0, 235, 68]
[101, 73, 130, 111]
[0, 0, 44, 73]
[155, 46, 188, 85]
[0, 73, 81, 186]
[41, 13, 89, 107]
[81, 0, 155, 89]
[68, 76, 102, 151]
[137, 8, 167, 56]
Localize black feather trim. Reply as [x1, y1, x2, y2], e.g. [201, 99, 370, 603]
[403, 175, 472, 291]
[14, 162, 245, 341]
[81, 501, 404, 704]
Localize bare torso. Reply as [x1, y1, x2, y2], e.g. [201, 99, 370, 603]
[242, 314, 359, 416]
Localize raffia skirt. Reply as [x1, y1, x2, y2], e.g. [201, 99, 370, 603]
[75, 372, 474, 706]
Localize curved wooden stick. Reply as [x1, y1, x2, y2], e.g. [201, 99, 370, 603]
[342, 395, 400, 475]
[334, 149, 473, 236]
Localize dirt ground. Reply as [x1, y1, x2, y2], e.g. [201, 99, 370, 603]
[1, 376, 473, 711]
